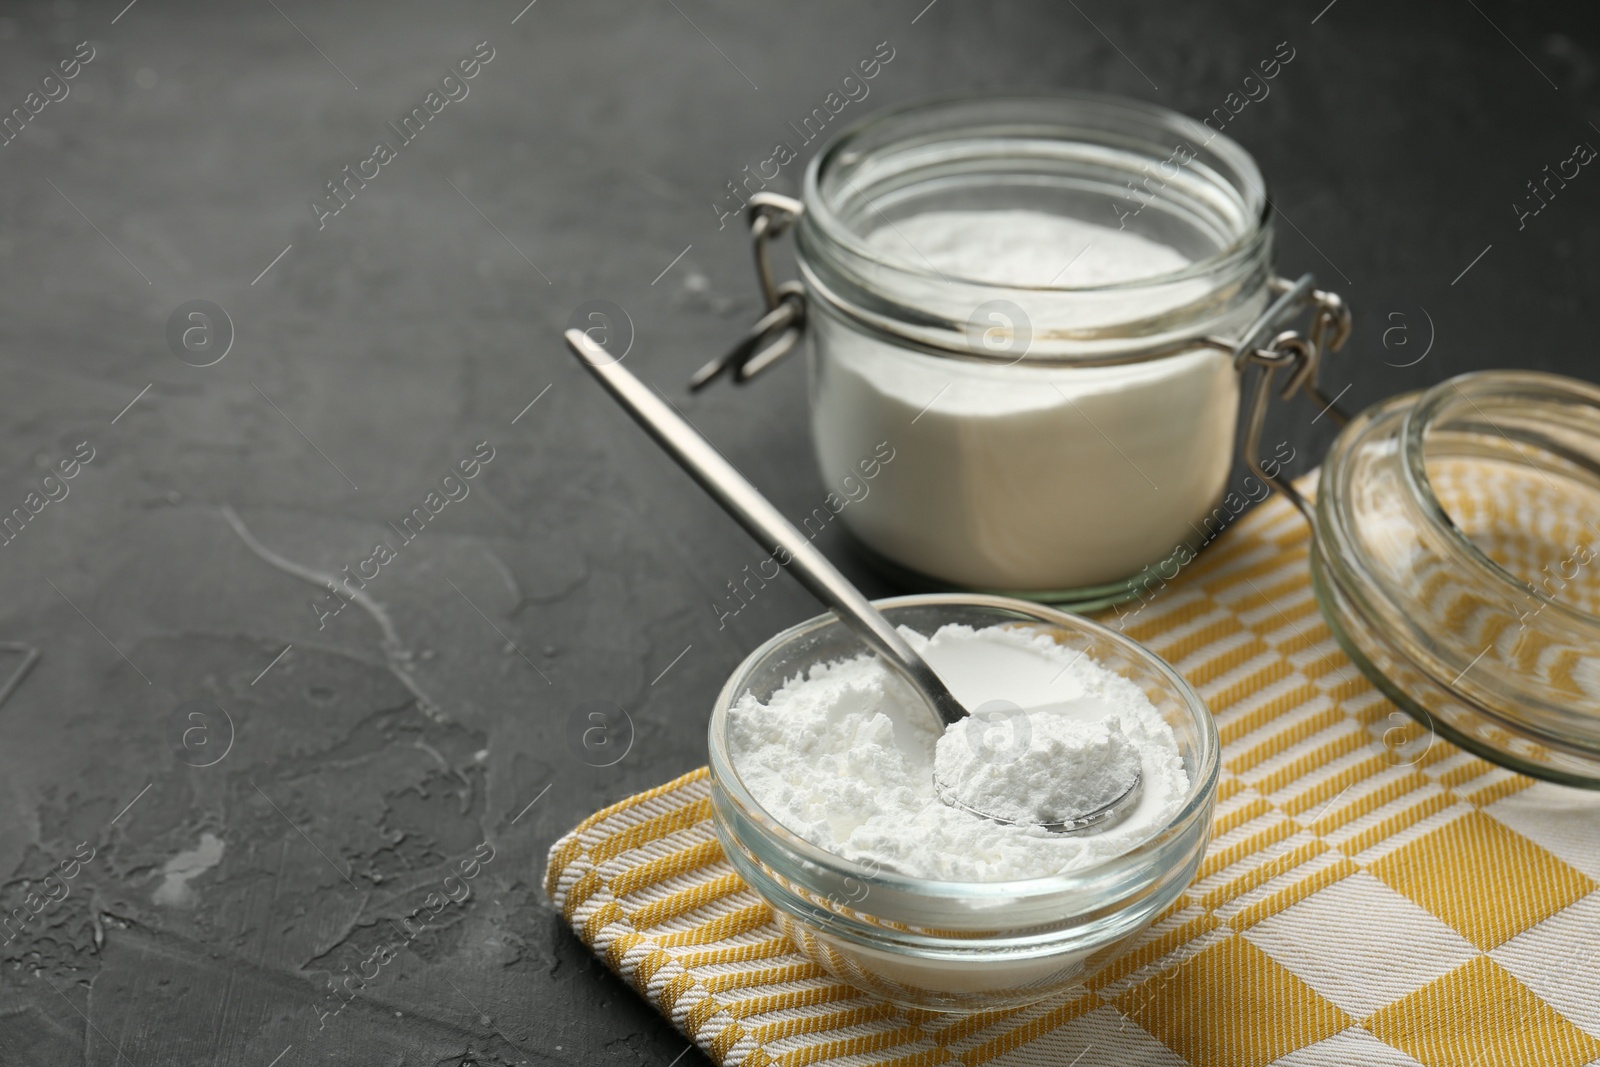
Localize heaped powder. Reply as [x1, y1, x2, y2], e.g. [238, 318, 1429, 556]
[726, 624, 1190, 882]
[935, 712, 1142, 826]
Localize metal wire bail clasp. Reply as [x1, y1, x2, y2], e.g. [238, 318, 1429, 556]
[689, 192, 808, 391]
[1233, 275, 1353, 525]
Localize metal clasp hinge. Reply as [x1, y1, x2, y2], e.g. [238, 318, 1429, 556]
[689, 193, 808, 391]
[1229, 274, 1352, 524]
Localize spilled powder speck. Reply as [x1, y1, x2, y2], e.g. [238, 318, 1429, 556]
[152, 832, 225, 906]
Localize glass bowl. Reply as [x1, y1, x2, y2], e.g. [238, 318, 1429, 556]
[1315, 370, 1600, 785]
[706, 593, 1219, 1012]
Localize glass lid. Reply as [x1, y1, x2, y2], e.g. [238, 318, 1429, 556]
[1313, 370, 1600, 786]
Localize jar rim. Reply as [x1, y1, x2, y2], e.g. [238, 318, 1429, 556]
[801, 90, 1273, 295]
[706, 593, 1221, 900]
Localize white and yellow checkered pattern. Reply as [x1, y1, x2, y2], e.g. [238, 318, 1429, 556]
[545, 476, 1600, 1067]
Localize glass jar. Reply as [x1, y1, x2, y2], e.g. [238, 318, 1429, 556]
[699, 94, 1345, 608]
[1314, 370, 1600, 785]
[706, 594, 1219, 1012]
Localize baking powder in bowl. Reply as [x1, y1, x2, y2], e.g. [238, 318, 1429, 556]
[725, 623, 1189, 882]
[809, 208, 1239, 591]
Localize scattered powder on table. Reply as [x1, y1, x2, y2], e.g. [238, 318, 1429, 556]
[726, 623, 1190, 882]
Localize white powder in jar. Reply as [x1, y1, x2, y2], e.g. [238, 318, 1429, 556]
[808, 208, 1243, 591]
[725, 623, 1189, 882]
[868, 209, 1190, 287]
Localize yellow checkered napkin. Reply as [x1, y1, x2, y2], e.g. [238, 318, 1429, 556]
[545, 478, 1600, 1067]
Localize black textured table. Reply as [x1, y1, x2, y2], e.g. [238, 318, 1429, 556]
[2, 1, 1597, 1064]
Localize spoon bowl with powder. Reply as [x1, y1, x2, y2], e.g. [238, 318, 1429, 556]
[933, 698, 1144, 833]
[565, 328, 1142, 834]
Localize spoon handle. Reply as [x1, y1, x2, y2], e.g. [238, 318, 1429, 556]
[564, 329, 965, 727]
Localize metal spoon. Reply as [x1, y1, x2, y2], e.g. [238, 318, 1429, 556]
[563, 329, 1140, 834]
